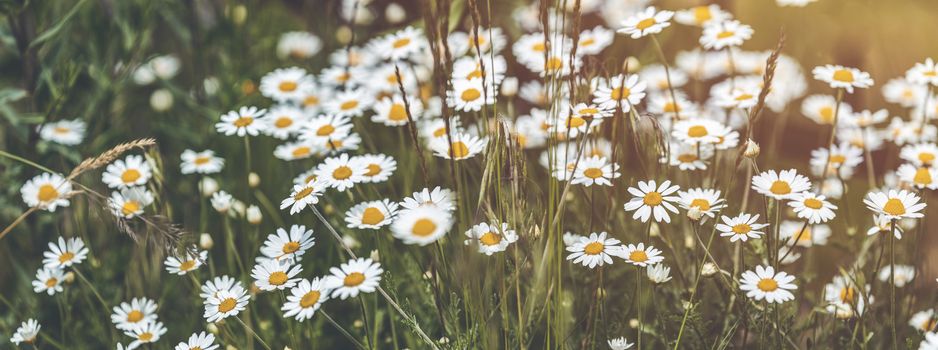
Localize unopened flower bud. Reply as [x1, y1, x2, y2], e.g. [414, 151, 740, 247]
[370, 249, 380, 262]
[207, 323, 219, 334]
[247, 205, 262, 225]
[200, 177, 219, 197]
[629, 318, 640, 328]
[701, 262, 718, 277]
[500, 77, 519, 97]
[63, 271, 75, 284]
[249, 172, 260, 188]
[150, 89, 173, 111]
[684, 235, 695, 249]
[385, 3, 406, 24]
[623, 56, 641, 73]
[200, 233, 214, 250]
[649, 223, 660, 237]
[744, 139, 760, 158]
[686, 207, 703, 221]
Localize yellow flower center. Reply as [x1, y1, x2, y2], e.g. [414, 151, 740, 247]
[687, 125, 708, 137]
[803, 198, 823, 209]
[179, 259, 196, 271]
[545, 57, 563, 71]
[689, 198, 710, 211]
[479, 232, 502, 246]
[343, 272, 366, 287]
[361, 207, 385, 225]
[717, 31, 735, 39]
[461, 88, 481, 102]
[365, 164, 382, 176]
[922, 318, 938, 332]
[392, 37, 411, 49]
[914, 167, 933, 185]
[919, 152, 935, 165]
[883, 198, 906, 216]
[332, 166, 353, 180]
[127, 310, 144, 323]
[732, 224, 751, 235]
[388, 104, 408, 121]
[58, 252, 75, 264]
[54, 126, 70, 134]
[643, 192, 663, 206]
[304, 95, 320, 107]
[769, 181, 791, 195]
[580, 38, 595, 46]
[757, 278, 778, 292]
[583, 167, 603, 179]
[467, 69, 483, 79]
[275, 117, 293, 128]
[567, 116, 586, 128]
[449, 141, 470, 158]
[300, 291, 321, 308]
[121, 169, 142, 183]
[218, 297, 237, 313]
[45, 278, 58, 288]
[37, 184, 59, 202]
[677, 154, 698, 163]
[411, 218, 438, 237]
[832, 69, 855, 83]
[268, 271, 289, 285]
[138, 332, 153, 342]
[829, 154, 846, 164]
[278, 81, 298, 92]
[121, 201, 141, 216]
[629, 250, 648, 262]
[292, 146, 311, 158]
[316, 124, 335, 136]
[636, 18, 657, 31]
[610, 87, 630, 100]
[283, 241, 301, 254]
[839, 287, 857, 303]
[819, 107, 835, 123]
[293, 187, 315, 200]
[578, 108, 600, 116]
[532, 42, 546, 52]
[693, 6, 712, 23]
[340, 100, 359, 111]
[194, 156, 210, 165]
[233, 116, 254, 128]
[583, 242, 604, 255]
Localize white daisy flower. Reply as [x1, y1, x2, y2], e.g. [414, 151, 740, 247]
[716, 213, 769, 242]
[174, 331, 220, 350]
[315, 153, 368, 191]
[326, 258, 383, 300]
[251, 259, 302, 291]
[672, 119, 727, 145]
[879, 264, 916, 288]
[380, 26, 426, 61]
[618, 6, 674, 39]
[571, 156, 620, 187]
[448, 78, 496, 112]
[565, 232, 624, 269]
[779, 220, 831, 247]
[623, 180, 681, 223]
[21, 172, 72, 211]
[666, 142, 713, 171]
[259, 67, 314, 102]
[863, 189, 926, 220]
[788, 192, 837, 224]
[353, 154, 397, 183]
[371, 95, 422, 126]
[280, 180, 328, 215]
[867, 214, 904, 239]
[216, 106, 267, 137]
[882, 78, 925, 108]
[111, 297, 158, 331]
[592, 74, 647, 112]
[109, 186, 154, 219]
[823, 275, 871, 317]
[345, 199, 398, 230]
[448, 27, 507, 56]
[260, 225, 315, 263]
[900, 143, 938, 167]
[647, 263, 673, 284]
[180, 149, 224, 175]
[451, 55, 507, 86]
[699, 20, 752, 50]
[38, 119, 86, 145]
[101, 155, 152, 189]
[674, 4, 731, 27]
[10, 319, 40, 345]
[277, 31, 322, 60]
[576, 26, 614, 55]
[909, 309, 937, 332]
[607, 336, 635, 350]
[391, 206, 453, 246]
[400, 186, 456, 212]
[677, 188, 725, 219]
[325, 88, 373, 118]
[621, 243, 665, 267]
[210, 191, 233, 213]
[32, 267, 65, 295]
[923, 331, 938, 349]
[42, 236, 89, 269]
[202, 277, 249, 323]
[801, 94, 852, 125]
[897, 163, 938, 190]
[809, 143, 864, 178]
[464, 222, 519, 255]
[430, 132, 487, 160]
[164, 249, 207, 275]
[274, 141, 320, 161]
[299, 115, 354, 144]
[751, 169, 812, 200]
[739, 265, 797, 304]
[282, 278, 331, 321]
[906, 58, 938, 86]
[812, 65, 874, 93]
[124, 320, 167, 349]
[262, 105, 308, 139]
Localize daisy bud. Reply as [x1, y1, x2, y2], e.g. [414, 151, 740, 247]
[231, 200, 246, 217]
[684, 235, 695, 249]
[63, 271, 75, 284]
[596, 287, 607, 299]
[439, 337, 450, 344]
[336, 26, 353, 45]
[353, 320, 364, 329]
[385, 3, 406, 24]
[206, 323, 219, 334]
[686, 207, 703, 221]
[284, 347, 293, 350]
[701, 262, 718, 276]
[744, 139, 760, 158]
[500, 77, 519, 97]
[230, 5, 248, 25]
[629, 319, 640, 328]
[900, 218, 917, 231]
[342, 234, 360, 249]
[369, 249, 380, 262]
[150, 89, 173, 112]
[225, 345, 237, 350]
[324, 203, 335, 215]
[199, 233, 214, 250]
[248, 172, 260, 188]
[259, 320, 272, 331]
[623, 56, 641, 73]
[649, 223, 661, 237]
[200, 177, 219, 197]
[246, 205, 262, 225]
[423, 270, 434, 280]
[203, 77, 220, 96]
